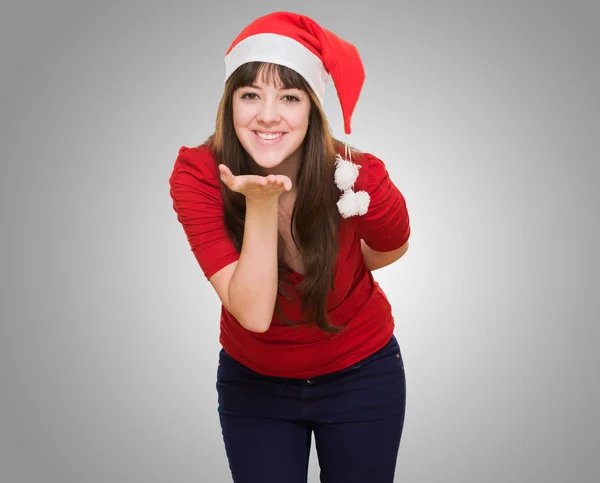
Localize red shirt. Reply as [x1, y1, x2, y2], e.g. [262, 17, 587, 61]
[169, 144, 410, 378]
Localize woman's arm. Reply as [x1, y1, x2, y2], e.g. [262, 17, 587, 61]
[209, 197, 280, 333]
[207, 166, 293, 333]
[361, 239, 409, 271]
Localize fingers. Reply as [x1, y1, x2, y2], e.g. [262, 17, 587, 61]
[264, 174, 291, 189]
[261, 174, 282, 191]
[218, 165, 292, 195]
[271, 175, 291, 192]
[265, 175, 282, 190]
[218, 164, 231, 183]
[271, 176, 292, 192]
[219, 164, 241, 191]
[281, 177, 292, 192]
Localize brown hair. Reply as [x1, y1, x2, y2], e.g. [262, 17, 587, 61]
[206, 62, 356, 333]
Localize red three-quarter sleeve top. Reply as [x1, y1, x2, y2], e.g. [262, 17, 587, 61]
[169, 144, 410, 379]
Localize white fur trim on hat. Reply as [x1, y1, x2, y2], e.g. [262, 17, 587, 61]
[224, 33, 329, 105]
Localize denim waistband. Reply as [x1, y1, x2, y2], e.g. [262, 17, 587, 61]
[219, 333, 401, 385]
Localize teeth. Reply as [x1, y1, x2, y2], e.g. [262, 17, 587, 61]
[256, 132, 283, 140]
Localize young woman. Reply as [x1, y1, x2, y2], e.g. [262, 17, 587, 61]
[169, 11, 411, 483]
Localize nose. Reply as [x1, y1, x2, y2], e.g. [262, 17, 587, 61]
[256, 98, 280, 124]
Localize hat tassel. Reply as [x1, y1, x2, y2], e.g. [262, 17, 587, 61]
[334, 135, 370, 218]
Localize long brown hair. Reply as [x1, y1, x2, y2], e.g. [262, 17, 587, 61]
[206, 61, 355, 333]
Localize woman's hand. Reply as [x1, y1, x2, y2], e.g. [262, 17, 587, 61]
[218, 164, 292, 201]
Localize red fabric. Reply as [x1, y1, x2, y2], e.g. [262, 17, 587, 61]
[169, 144, 410, 378]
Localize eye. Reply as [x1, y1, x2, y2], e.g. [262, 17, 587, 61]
[241, 92, 258, 100]
[283, 95, 300, 102]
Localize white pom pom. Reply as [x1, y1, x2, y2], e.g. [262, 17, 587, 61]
[337, 190, 356, 218]
[353, 190, 371, 215]
[334, 154, 360, 191]
[333, 153, 370, 218]
[337, 189, 371, 218]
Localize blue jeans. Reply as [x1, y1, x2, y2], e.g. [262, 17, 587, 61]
[216, 334, 406, 482]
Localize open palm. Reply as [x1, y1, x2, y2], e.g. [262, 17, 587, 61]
[218, 164, 292, 200]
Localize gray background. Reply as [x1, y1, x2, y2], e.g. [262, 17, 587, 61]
[1, 0, 598, 482]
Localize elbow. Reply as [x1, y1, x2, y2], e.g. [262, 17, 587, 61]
[248, 324, 271, 334]
[226, 285, 274, 333]
[239, 317, 271, 333]
[233, 308, 272, 333]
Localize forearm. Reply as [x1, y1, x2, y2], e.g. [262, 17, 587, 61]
[228, 199, 279, 332]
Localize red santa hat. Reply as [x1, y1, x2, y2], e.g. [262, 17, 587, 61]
[224, 11, 365, 136]
[223, 12, 370, 218]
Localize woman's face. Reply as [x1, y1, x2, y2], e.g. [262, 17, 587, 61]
[232, 76, 311, 169]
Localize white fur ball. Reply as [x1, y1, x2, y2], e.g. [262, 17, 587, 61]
[334, 155, 360, 191]
[337, 189, 371, 218]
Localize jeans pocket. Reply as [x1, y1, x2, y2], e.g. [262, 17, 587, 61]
[217, 349, 248, 381]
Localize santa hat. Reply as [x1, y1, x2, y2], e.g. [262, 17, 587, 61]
[223, 11, 370, 218]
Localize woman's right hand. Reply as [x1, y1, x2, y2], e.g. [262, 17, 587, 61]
[218, 164, 292, 201]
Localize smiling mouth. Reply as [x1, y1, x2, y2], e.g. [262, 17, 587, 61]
[254, 131, 286, 140]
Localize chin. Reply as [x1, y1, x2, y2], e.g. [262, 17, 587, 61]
[241, 132, 304, 169]
[250, 151, 290, 169]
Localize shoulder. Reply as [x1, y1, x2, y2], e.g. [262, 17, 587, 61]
[169, 143, 219, 187]
[343, 149, 390, 193]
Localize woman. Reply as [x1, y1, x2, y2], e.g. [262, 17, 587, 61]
[169, 11, 411, 483]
